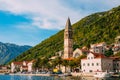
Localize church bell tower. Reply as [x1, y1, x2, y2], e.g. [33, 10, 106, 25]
[64, 18, 73, 59]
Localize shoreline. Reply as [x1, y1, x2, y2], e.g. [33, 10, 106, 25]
[0, 72, 119, 78]
[0, 72, 93, 77]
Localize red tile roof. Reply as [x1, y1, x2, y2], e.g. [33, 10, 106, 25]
[13, 62, 23, 65]
[81, 52, 107, 60]
[22, 66, 28, 69]
[91, 52, 106, 58]
[109, 56, 120, 60]
[113, 46, 120, 48]
[12, 60, 34, 65]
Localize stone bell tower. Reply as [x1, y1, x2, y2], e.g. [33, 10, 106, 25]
[64, 18, 73, 59]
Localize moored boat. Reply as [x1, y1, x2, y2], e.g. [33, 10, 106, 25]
[4, 72, 9, 75]
[94, 71, 111, 78]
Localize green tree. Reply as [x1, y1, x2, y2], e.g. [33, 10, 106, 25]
[62, 60, 69, 73]
[68, 60, 77, 72]
[55, 57, 62, 70]
[105, 48, 113, 57]
[33, 58, 41, 71]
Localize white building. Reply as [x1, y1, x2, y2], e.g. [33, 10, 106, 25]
[11, 60, 34, 73]
[81, 52, 113, 73]
[90, 42, 107, 54]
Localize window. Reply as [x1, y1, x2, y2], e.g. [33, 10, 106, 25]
[74, 53, 80, 58]
[117, 63, 119, 67]
[91, 57, 94, 59]
[92, 63, 94, 66]
[84, 70, 85, 72]
[83, 63, 85, 66]
[96, 63, 99, 66]
[87, 57, 90, 59]
[88, 63, 90, 66]
[89, 70, 93, 72]
[102, 50, 104, 53]
[96, 50, 99, 53]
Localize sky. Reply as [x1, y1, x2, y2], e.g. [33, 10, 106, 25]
[0, 0, 120, 46]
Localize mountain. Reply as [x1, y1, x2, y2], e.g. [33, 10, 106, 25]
[0, 42, 31, 64]
[13, 6, 120, 61]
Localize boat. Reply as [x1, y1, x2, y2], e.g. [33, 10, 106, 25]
[58, 72, 72, 77]
[94, 71, 111, 78]
[4, 72, 9, 75]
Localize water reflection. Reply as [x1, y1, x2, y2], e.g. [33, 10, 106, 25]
[0, 75, 119, 80]
[58, 76, 120, 80]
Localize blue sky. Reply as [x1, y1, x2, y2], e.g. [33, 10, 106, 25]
[0, 0, 120, 46]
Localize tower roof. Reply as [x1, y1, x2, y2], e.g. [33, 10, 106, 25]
[65, 17, 72, 31]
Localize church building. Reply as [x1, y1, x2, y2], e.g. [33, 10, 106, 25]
[64, 18, 73, 59]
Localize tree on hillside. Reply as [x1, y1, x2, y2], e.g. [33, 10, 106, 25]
[33, 58, 41, 71]
[105, 48, 113, 57]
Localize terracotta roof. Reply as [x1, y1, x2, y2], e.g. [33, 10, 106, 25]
[21, 66, 28, 69]
[91, 52, 106, 58]
[81, 52, 107, 60]
[113, 46, 120, 48]
[109, 56, 120, 60]
[23, 61, 31, 64]
[13, 62, 23, 65]
[13, 60, 34, 65]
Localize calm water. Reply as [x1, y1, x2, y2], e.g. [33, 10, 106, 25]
[0, 75, 119, 80]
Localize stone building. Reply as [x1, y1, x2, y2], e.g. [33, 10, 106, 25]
[73, 48, 89, 58]
[64, 18, 73, 59]
[112, 36, 120, 54]
[89, 42, 107, 54]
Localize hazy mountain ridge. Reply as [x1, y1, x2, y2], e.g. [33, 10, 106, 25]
[0, 42, 31, 64]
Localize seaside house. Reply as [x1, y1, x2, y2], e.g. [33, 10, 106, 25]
[112, 36, 120, 54]
[0, 65, 10, 73]
[89, 42, 107, 54]
[81, 52, 113, 73]
[11, 60, 34, 73]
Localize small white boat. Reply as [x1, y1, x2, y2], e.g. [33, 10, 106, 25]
[94, 71, 111, 78]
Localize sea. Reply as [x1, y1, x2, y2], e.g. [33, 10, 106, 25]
[0, 75, 119, 80]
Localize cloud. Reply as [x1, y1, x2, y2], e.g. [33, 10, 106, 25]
[0, 0, 120, 30]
